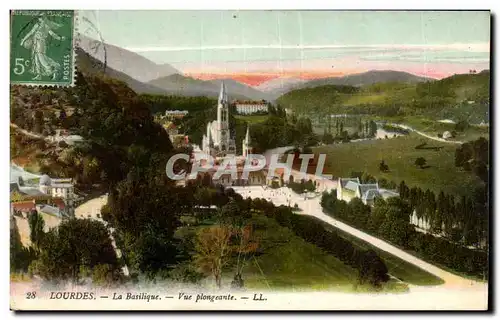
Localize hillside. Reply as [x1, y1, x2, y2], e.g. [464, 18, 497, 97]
[148, 74, 256, 100]
[79, 36, 179, 82]
[301, 70, 431, 88]
[278, 71, 490, 123]
[255, 77, 307, 100]
[76, 48, 168, 95]
[208, 78, 270, 101]
[10, 70, 175, 187]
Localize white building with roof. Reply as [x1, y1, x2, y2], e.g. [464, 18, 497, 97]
[234, 101, 268, 115]
[39, 175, 76, 205]
[336, 177, 398, 206]
[164, 110, 189, 119]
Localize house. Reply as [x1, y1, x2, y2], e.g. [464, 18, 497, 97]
[442, 131, 453, 139]
[336, 177, 398, 206]
[164, 110, 188, 119]
[11, 171, 78, 218]
[39, 175, 76, 206]
[337, 177, 362, 202]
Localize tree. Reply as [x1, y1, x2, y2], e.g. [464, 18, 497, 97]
[32, 219, 119, 283]
[92, 264, 121, 287]
[358, 250, 389, 288]
[455, 120, 469, 132]
[369, 120, 378, 137]
[415, 157, 427, 169]
[28, 211, 45, 251]
[304, 179, 316, 192]
[11, 216, 37, 272]
[33, 110, 44, 134]
[379, 160, 389, 172]
[473, 162, 488, 183]
[233, 224, 259, 283]
[133, 226, 180, 279]
[398, 181, 409, 200]
[194, 225, 233, 288]
[348, 198, 370, 229]
[321, 130, 334, 144]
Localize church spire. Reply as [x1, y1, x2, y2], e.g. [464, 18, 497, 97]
[245, 125, 251, 144]
[208, 127, 214, 147]
[218, 81, 228, 104]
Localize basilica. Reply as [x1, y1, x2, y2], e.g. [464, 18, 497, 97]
[201, 82, 238, 157]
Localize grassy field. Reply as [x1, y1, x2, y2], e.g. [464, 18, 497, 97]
[235, 114, 269, 124]
[185, 214, 408, 292]
[239, 215, 407, 292]
[314, 133, 484, 197]
[178, 213, 443, 290]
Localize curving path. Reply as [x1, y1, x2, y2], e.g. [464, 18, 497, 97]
[233, 185, 487, 293]
[383, 122, 463, 144]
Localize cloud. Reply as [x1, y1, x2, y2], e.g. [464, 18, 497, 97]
[125, 43, 489, 53]
[360, 50, 490, 64]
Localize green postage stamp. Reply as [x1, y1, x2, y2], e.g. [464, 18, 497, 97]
[10, 10, 76, 86]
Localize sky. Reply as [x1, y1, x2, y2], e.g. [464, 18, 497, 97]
[79, 10, 490, 84]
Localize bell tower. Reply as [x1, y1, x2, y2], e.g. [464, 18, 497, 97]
[242, 125, 253, 157]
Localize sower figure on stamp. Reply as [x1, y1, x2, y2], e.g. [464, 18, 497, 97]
[20, 16, 65, 81]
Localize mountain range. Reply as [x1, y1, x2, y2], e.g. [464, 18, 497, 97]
[258, 71, 432, 100]
[76, 47, 168, 95]
[76, 38, 437, 101]
[79, 36, 179, 83]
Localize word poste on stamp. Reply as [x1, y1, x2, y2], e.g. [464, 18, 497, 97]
[10, 10, 76, 86]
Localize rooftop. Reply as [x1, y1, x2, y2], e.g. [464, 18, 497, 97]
[339, 177, 360, 188]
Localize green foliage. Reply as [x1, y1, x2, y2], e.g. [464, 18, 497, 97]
[92, 264, 122, 287]
[140, 94, 216, 114]
[379, 160, 389, 172]
[321, 130, 334, 144]
[132, 227, 180, 279]
[251, 198, 390, 288]
[287, 179, 315, 194]
[277, 72, 489, 123]
[358, 250, 389, 287]
[455, 120, 470, 132]
[455, 137, 489, 183]
[168, 263, 205, 284]
[33, 218, 119, 283]
[10, 216, 37, 273]
[415, 157, 427, 168]
[28, 210, 45, 250]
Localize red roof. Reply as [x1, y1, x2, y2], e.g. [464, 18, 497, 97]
[11, 201, 36, 212]
[11, 198, 66, 211]
[50, 198, 66, 209]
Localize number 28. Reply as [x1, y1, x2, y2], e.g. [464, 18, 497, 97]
[26, 291, 36, 299]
